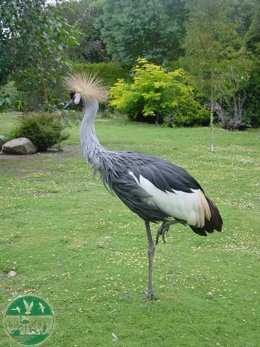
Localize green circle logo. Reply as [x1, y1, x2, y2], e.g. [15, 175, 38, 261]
[4, 295, 54, 346]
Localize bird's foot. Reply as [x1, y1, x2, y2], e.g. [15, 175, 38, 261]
[145, 291, 157, 301]
[155, 222, 170, 245]
[155, 220, 187, 244]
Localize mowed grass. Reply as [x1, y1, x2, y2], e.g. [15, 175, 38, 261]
[0, 113, 259, 347]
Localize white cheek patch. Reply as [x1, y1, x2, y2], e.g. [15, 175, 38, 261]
[74, 92, 81, 104]
[129, 171, 211, 228]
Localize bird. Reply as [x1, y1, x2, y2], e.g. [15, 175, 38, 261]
[23, 299, 34, 315]
[39, 302, 45, 314]
[64, 73, 223, 300]
[11, 306, 21, 314]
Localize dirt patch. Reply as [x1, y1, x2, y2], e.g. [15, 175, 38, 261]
[0, 146, 80, 161]
[0, 151, 37, 161]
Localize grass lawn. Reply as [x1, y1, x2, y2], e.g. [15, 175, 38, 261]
[0, 112, 259, 347]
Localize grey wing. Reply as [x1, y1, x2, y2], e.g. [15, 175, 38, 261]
[108, 174, 169, 222]
[135, 157, 203, 193]
[101, 152, 202, 222]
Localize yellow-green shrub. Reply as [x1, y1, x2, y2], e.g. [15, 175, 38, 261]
[109, 58, 209, 126]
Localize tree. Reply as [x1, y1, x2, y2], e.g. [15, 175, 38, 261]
[183, 0, 234, 150]
[183, 0, 257, 138]
[216, 47, 253, 129]
[55, 0, 109, 63]
[0, 0, 78, 109]
[216, 0, 258, 129]
[243, 4, 260, 127]
[101, 0, 186, 64]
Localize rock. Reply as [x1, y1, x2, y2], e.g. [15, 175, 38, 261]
[7, 271, 17, 278]
[2, 138, 37, 155]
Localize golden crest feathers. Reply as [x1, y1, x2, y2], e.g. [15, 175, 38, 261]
[64, 73, 108, 103]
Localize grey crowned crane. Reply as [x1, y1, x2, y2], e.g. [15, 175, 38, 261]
[64, 74, 223, 300]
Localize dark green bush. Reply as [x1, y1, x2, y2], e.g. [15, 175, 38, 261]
[0, 81, 24, 112]
[72, 62, 130, 87]
[242, 68, 260, 127]
[10, 113, 69, 151]
[166, 99, 209, 127]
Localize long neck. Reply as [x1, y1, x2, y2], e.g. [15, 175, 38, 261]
[80, 99, 107, 171]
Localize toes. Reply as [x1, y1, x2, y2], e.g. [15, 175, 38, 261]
[146, 292, 157, 301]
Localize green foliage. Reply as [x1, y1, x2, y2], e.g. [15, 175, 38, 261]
[243, 65, 260, 127]
[243, 7, 260, 127]
[73, 62, 130, 87]
[183, 0, 235, 97]
[166, 98, 210, 128]
[101, 0, 186, 64]
[9, 113, 69, 151]
[183, 0, 258, 129]
[109, 58, 209, 126]
[0, 81, 24, 112]
[0, 0, 79, 109]
[1, 0, 258, 122]
[55, 0, 108, 63]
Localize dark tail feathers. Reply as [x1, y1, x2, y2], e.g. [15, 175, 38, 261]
[189, 197, 223, 236]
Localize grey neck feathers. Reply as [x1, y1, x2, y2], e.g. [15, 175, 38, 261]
[80, 99, 107, 172]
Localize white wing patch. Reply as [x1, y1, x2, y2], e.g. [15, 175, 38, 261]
[129, 171, 211, 227]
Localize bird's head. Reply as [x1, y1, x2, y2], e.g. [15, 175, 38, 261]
[64, 92, 82, 110]
[63, 73, 108, 110]
[64, 74, 107, 110]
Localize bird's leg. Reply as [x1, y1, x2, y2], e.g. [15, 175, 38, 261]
[145, 221, 156, 300]
[156, 220, 186, 244]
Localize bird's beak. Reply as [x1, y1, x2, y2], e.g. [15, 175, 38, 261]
[64, 99, 74, 110]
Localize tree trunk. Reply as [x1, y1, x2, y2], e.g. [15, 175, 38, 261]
[233, 92, 246, 124]
[209, 98, 250, 131]
[210, 79, 215, 152]
[40, 61, 48, 105]
[41, 75, 48, 104]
